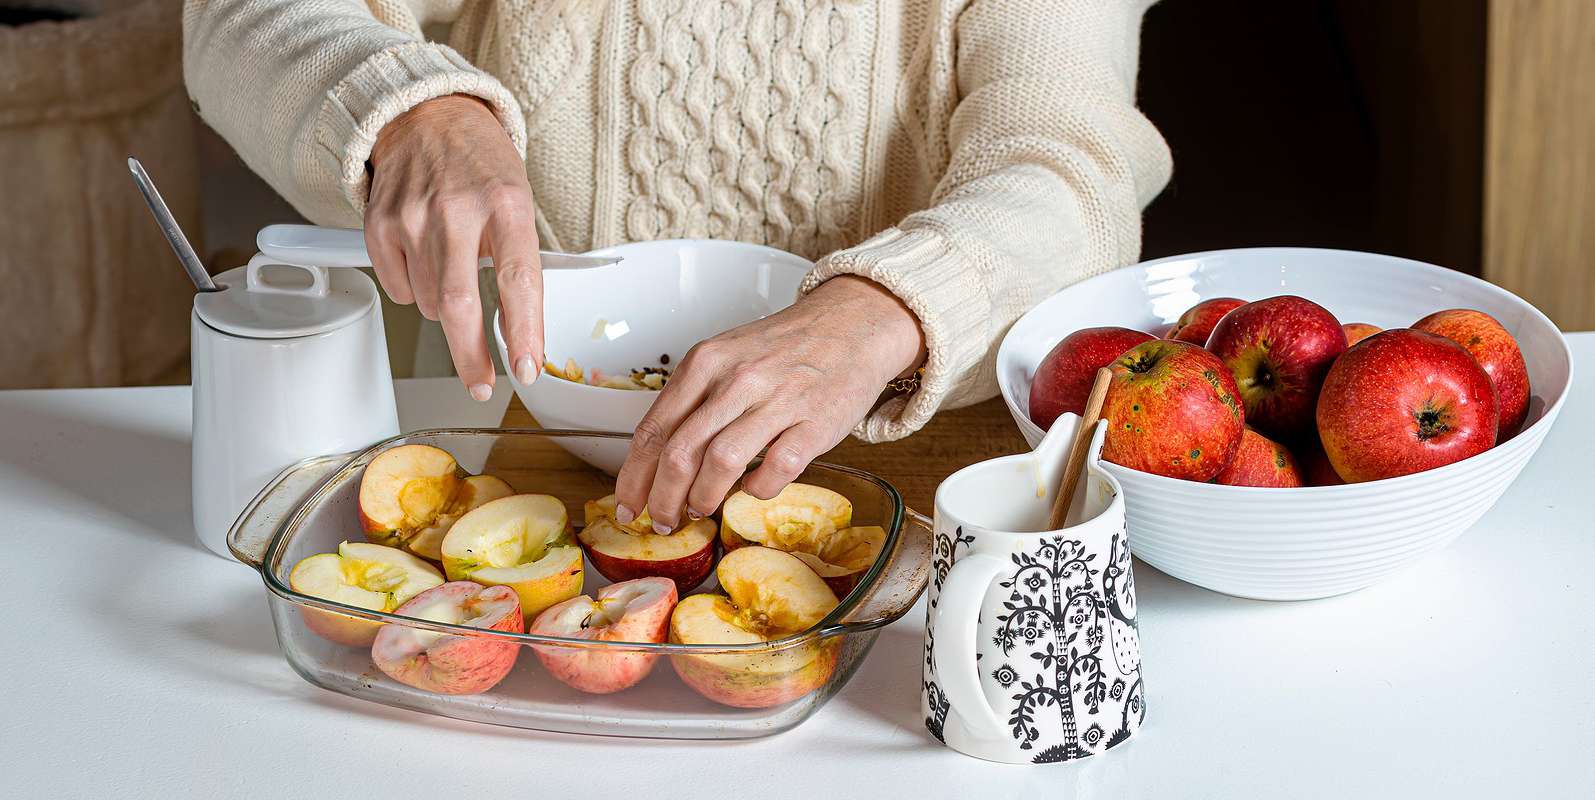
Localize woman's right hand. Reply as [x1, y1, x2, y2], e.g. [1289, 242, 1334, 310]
[365, 94, 541, 400]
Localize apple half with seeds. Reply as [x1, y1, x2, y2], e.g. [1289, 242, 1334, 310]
[441, 494, 583, 620]
[528, 577, 678, 694]
[669, 546, 841, 708]
[371, 581, 523, 695]
[288, 541, 444, 647]
[722, 485, 880, 594]
[579, 495, 717, 595]
[357, 444, 517, 561]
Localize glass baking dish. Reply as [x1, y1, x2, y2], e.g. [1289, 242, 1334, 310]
[228, 428, 930, 740]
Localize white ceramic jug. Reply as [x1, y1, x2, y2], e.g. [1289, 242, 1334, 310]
[191, 254, 399, 559]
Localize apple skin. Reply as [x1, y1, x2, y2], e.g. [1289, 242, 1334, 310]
[1165, 297, 1246, 345]
[1295, 440, 1346, 486]
[578, 517, 717, 596]
[1027, 326, 1156, 431]
[1317, 329, 1500, 482]
[1213, 427, 1303, 488]
[1207, 295, 1347, 441]
[670, 631, 840, 709]
[1342, 323, 1382, 347]
[1100, 340, 1245, 481]
[1412, 309, 1531, 440]
[371, 582, 523, 695]
[529, 577, 677, 694]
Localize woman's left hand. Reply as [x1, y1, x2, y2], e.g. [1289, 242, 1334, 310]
[613, 275, 925, 532]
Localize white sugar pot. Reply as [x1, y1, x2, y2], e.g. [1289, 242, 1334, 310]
[190, 253, 398, 560]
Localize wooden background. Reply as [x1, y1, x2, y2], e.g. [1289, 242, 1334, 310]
[500, 396, 1027, 515]
[1485, 0, 1595, 331]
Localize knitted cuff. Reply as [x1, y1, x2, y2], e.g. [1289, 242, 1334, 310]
[313, 41, 528, 216]
[803, 227, 988, 443]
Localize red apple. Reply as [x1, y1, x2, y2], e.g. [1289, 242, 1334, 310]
[1207, 295, 1347, 441]
[1165, 297, 1245, 345]
[371, 581, 523, 695]
[1213, 427, 1303, 488]
[1317, 329, 1499, 482]
[579, 495, 716, 595]
[529, 577, 677, 694]
[1295, 440, 1346, 486]
[1027, 327, 1156, 430]
[1342, 322, 1381, 347]
[1101, 340, 1245, 481]
[1412, 309, 1531, 440]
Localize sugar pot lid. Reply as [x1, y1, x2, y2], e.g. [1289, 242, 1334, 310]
[195, 254, 377, 338]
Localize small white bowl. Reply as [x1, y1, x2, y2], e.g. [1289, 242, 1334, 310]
[996, 248, 1574, 600]
[495, 239, 811, 473]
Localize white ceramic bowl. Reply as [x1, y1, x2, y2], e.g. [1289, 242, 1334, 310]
[495, 239, 811, 473]
[997, 248, 1574, 600]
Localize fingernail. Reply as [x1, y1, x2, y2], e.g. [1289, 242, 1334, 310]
[614, 504, 636, 524]
[469, 383, 492, 402]
[652, 520, 674, 535]
[514, 355, 539, 385]
[686, 508, 705, 521]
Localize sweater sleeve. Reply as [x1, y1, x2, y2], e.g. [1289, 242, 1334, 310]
[181, 0, 527, 227]
[802, 0, 1172, 443]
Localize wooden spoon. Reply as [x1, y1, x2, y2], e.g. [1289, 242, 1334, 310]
[1046, 367, 1113, 530]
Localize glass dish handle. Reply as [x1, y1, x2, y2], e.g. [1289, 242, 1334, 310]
[831, 507, 933, 631]
[226, 452, 353, 569]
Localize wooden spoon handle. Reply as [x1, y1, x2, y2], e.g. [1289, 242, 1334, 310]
[1047, 367, 1113, 530]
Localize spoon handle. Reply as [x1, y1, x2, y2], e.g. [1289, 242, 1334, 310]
[256, 224, 622, 270]
[1048, 367, 1113, 530]
[128, 157, 218, 292]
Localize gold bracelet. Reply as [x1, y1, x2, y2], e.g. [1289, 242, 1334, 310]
[885, 367, 925, 395]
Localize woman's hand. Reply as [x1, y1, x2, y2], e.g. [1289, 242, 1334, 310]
[613, 276, 926, 532]
[366, 95, 542, 400]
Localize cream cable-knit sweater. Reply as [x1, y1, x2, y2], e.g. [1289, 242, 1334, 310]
[182, 0, 1171, 441]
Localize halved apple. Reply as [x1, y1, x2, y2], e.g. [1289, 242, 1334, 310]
[722, 485, 880, 594]
[405, 475, 515, 561]
[288, 542, 444, 647]
[358, 445, 461, 550]
[371, 581, 523, 694]
[579, 495, 717, 594]
[441, 494, 583, 620]
[668, 546, 840, 708]
[528, 577, 678, 694]
[721, 484, 852, 551]
[787, 525, 886, 596]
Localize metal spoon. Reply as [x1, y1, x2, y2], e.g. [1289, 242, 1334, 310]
[128, 156, 220, 292]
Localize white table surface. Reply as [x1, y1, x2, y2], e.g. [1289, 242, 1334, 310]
[1, 339, 1590, 799]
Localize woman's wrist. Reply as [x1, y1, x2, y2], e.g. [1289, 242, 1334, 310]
[371, 94, 499, 168]
[806, 275, 927, 383]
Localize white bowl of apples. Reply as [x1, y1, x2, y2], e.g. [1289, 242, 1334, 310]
[494, 239, 812, 474]
[997, 248, 1574, 600]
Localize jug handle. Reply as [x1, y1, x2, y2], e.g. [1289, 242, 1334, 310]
[245, 254, 330, 298]
[931, 551, 1008, 739]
